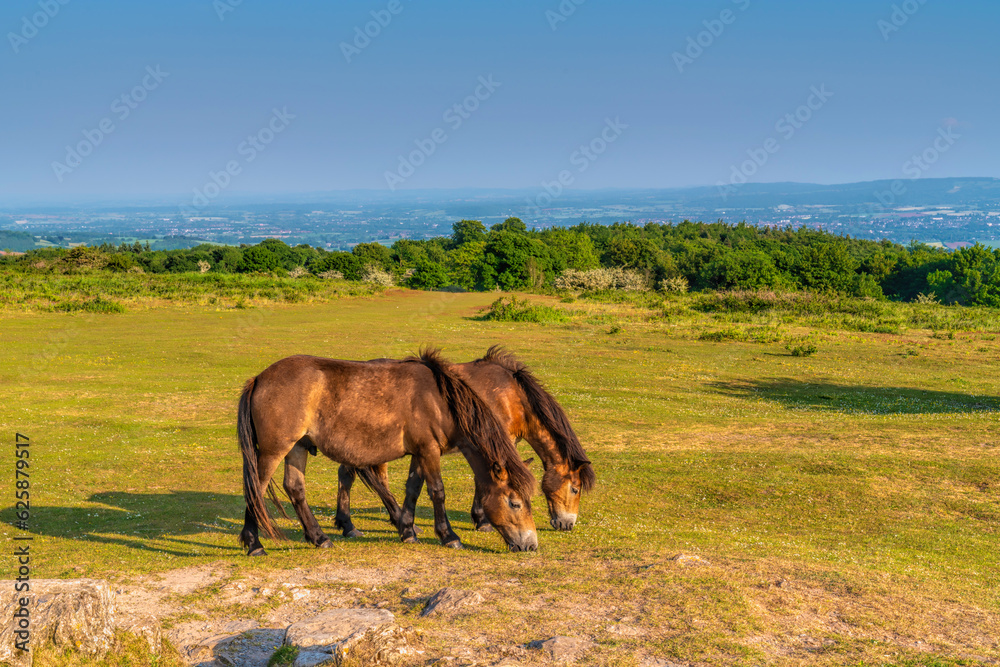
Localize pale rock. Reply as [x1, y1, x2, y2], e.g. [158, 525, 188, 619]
[671, 554, 711, 567]
[527, 636, 596, 663]
[420, 588, 485, 617]
[0, 579, 116, 667]
[284, 608, 397, 657]
[294, 650, 334, 666]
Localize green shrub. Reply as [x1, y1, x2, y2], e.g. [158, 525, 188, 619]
[53, 297, 126, 314]
[787, 343, 818, 357]
[406, 258, 449, 290]
[480, 296, 569, 323]
[699, 326, 782, 343]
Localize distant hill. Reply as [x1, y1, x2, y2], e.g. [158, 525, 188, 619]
[3, 178, 999, 212]
[663, 177, 1000, 209]
[0, 230, 37, 252]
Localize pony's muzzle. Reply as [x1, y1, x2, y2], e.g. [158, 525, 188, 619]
[550, 513, 578, 531]
[507, 530, 538, 552]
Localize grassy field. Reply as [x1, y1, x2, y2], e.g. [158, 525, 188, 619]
[0, 271, 383, 313]
[2, 287, 999, 666]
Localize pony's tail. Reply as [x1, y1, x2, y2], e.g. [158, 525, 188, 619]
[484, 345, 596, 491]
[418, 349, 536, 499]
[353, 464, 403, 529]
[355, 466, 385, 496]
[238, 376, 286, 545]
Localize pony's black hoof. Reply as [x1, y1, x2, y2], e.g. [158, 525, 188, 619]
[344, 529, 364, 539]
[317, 539, 334, 549]
[444, 540, 463, 550]
[476, 523, 494, 532]
[402, 536, 419, 544]
[248, 547, 267, 557]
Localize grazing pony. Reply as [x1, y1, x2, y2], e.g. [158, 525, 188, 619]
[334, 346, 595, 536]
[237, 350, 538, 554]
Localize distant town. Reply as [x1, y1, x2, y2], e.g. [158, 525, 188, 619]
[2, 177, 999, 253]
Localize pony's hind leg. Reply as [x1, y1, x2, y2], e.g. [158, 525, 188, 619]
[335, 465, 364, 538]
[284, 443, 333, 548]
[239, 506, 265, 556]
[240, 447, 288, 556]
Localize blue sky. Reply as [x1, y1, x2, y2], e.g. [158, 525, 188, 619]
[0, 0, 996, 199]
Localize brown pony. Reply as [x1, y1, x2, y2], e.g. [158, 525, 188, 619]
[237, 350, 538, 555]
[334, 346, 596, 536]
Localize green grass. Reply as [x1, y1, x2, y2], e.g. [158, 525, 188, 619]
[0, 271, 383, 312]
[30, 632, 187, 667]
[2, 287, 1000, 665]
[267, 645, 299, 666]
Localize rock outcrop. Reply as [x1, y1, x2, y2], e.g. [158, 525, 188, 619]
[420, 587, 485, 618]
[527, 636, 596, 663]
[0, 579, 116, 667]
[284, 608, 414, 664]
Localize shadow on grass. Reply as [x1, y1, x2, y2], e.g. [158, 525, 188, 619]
[15, 490, 502, 556]
[710, 378, 1000, 415]
[321, 503, 505, 553]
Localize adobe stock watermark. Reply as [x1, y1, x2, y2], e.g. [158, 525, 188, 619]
[546, 0, 586, 31]
[234, 307, 271, 343]
[384, 75, 501, 191]
[51, 65, 170, 183]
[341, 0, 407, 63]
[12, 432, 33, 657]
[877, 0, 928, 41]
[673, 0, 751, 73]
[7, 0, 71, 54]
[865, 123, 960, 215]
[716, 84, 833, 200]
[524, 117, 628, 217]
[181, 107, 295, 215]
[214, 0, 244, 21]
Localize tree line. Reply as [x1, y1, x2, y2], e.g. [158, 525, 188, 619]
[4, 218, 1000, 306]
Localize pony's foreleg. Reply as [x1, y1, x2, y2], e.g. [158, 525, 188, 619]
[283, 444, 333, 548]
[334, 465, 364, 538]
[470, 483, 494, 532]
[397, 457, 425, 544]
[419, 451, 463, 549]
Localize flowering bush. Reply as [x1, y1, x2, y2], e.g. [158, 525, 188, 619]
[361, 265, 394, 286]
[554, 268, 650, 292]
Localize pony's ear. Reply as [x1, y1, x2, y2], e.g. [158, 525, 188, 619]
[523, 457, 535, 466]
[491, 461, 508, 483]
[574, 461, 597, 492]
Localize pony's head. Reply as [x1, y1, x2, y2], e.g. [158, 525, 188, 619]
[417, 348, 538, 552]
[479, 346, 596, 532]
[542, 460, 596, 530]
[477, 459, 538, 552]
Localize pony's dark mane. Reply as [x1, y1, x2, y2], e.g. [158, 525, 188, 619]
[410, 349, 536, 499]
[480, 345, 596, 491]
